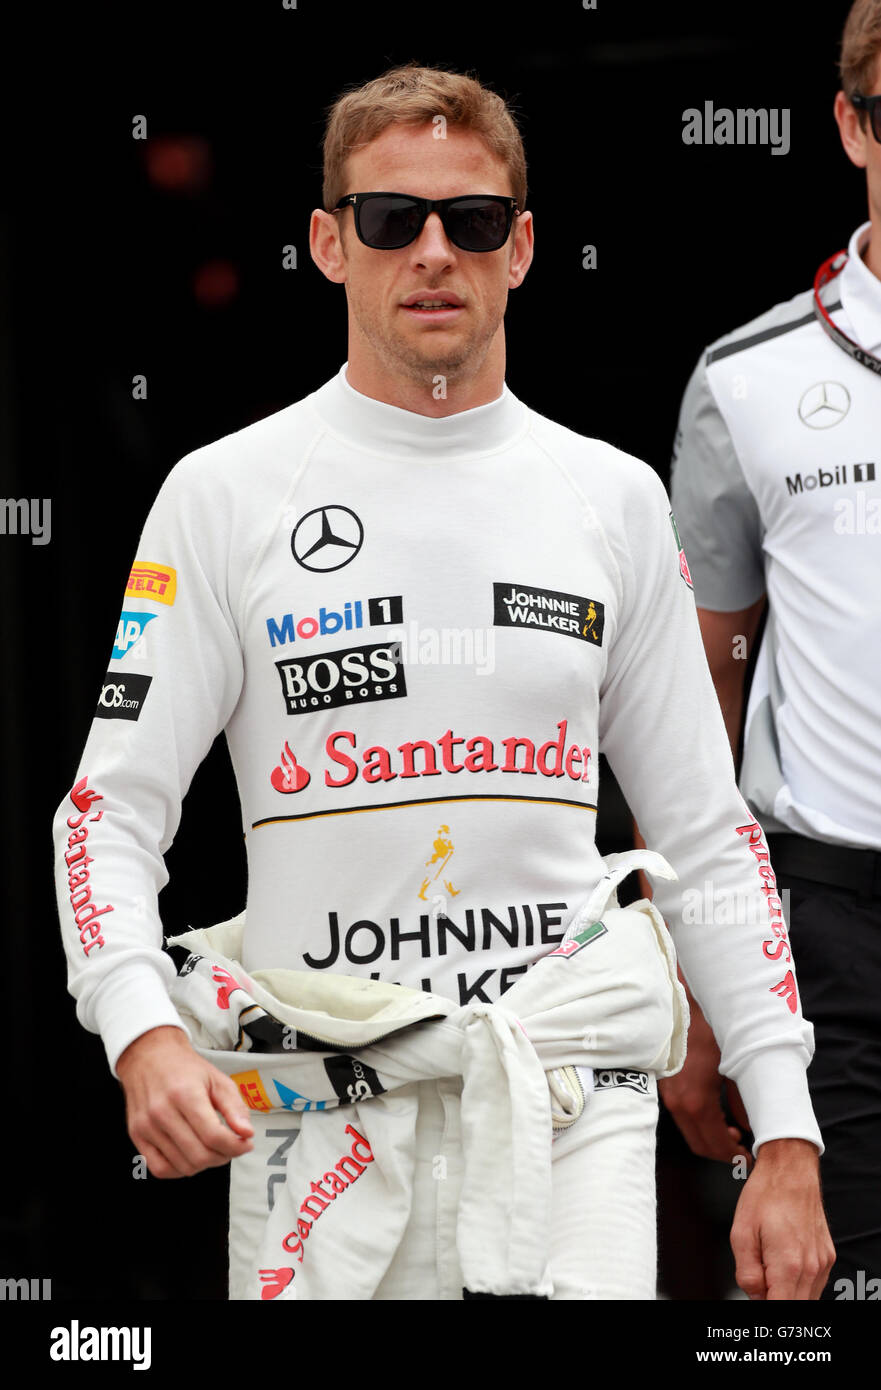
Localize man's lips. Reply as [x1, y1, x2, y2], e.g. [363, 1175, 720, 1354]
[400, 293, 465, 323]
[401, 292, 464, 307]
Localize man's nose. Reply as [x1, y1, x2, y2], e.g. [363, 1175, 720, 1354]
[410, 211, 457, 266]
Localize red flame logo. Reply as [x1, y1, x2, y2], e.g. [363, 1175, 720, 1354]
[258, 1267, 295, 1300]
[70, 776, 104, 816]
[270, 743, 310, 794]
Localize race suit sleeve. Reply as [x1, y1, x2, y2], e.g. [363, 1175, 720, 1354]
[669, 353, 766, 612]
[597, 456, 820, 1152]
[53, 449, 246, 1076]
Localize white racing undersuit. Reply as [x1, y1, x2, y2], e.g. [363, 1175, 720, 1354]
[167, 852, 688, 1300]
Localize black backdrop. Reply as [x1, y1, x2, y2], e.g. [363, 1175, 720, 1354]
[0, 0, 870, 1335]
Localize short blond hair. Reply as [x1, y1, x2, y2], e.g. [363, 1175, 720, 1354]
[321, 62, 527, 212]
[840, 0, 881, 124]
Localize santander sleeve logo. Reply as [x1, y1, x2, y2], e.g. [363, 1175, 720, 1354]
[735, 818, 798, 1014]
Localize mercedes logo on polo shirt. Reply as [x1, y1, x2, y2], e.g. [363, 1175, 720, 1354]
[291, 505, 364, 572]
[797, 381, 851, 429]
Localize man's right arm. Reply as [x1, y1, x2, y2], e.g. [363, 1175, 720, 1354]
[54, 447, 254, 1174]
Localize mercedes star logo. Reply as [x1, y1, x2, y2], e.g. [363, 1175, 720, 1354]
[291, 505, 364, 572]
[798, 381, 851, 429]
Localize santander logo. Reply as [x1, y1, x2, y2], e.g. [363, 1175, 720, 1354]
[268, 719, 592, 796]
[270, 743, 311, 794]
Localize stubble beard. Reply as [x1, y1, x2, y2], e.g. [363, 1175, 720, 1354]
[348, 288, 504, 390]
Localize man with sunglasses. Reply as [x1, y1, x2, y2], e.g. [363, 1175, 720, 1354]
[54, 61, 832, 1300]
[665, 0, 881, 1302]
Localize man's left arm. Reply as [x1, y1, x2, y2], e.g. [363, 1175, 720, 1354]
[597, 458, 834, 1299]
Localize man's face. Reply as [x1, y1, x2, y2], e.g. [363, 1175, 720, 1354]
[325, 123, 532, 388]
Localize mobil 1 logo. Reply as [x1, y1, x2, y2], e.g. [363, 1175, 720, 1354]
[275, 640, 406, 715]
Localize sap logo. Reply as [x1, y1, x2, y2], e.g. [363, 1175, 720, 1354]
[112, 611, 156, 659]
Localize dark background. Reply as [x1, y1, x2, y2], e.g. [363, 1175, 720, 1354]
[0, 0, 865, 1306]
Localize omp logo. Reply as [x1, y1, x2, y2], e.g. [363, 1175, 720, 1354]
[785, 463, 875, 494]
[112, 610, 156, 659]
[593, 1069, 650, 1094]
[267, 595, 403, 648]
[0, 1277, 51, 1300]
[275, 642, 405, 715]
[125, 561, 177, 605]
[95, 673, 152, 721]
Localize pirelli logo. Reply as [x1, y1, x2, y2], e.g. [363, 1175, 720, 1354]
[126, 561, 177, 606]
[231, 1070, 273, 1112]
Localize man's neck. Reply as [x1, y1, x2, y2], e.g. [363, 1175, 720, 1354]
[861, 214, 881, 282]
[345, 343, 506, 418]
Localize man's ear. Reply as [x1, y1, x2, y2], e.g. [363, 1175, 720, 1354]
[310, 209, 348, 283]
[507, 209, 534, 290]
[834, 89, 869, 171]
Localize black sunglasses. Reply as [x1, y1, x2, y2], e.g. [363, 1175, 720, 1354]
[851, 92, 881, 143]
[333, 192, 520, 252]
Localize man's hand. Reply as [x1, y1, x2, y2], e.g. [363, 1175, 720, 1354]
[731, 1139, 835, 1300]
[116, 1025, 255, 1178]
[659, 986, 753, 1167]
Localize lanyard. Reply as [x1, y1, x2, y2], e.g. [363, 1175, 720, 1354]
[813, 251, 881, 377]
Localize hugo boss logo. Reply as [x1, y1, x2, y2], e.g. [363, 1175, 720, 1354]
[95, 672, 153, 721]
[275, 641, 406, 715]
